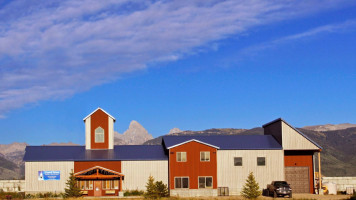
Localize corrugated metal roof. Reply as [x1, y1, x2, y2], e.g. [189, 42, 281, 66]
[162, 135, 282, 150]
[23, 145, 168, 162]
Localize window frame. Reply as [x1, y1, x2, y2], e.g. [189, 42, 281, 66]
[234, 157, 243, 166]
[198, 176, 213, 189]
[77, 180, 93, 190]
[200, 151, 210, 162]
[176, 152, 187, 162]
[174, 177, 189, 189]
[257, 157, 266, 166]
[102, 180, 119, 190]
[95, 126, 105, 143]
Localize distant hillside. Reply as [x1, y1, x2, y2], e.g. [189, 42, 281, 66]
[303, 123, 356, 132]
[0, 154, 23, 180]
[143, 127, 263, 145]
[299, 127, 356, 177]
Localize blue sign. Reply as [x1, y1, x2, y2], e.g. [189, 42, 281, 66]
[38, 171, 60, 180]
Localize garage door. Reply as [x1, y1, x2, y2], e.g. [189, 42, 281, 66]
[285, 166, 310, 193]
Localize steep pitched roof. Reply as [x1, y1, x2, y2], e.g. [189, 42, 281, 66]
[263, 118, 322, 149]
[163, 135, 282, 150]
[165, 139, 220, 149]
[23, 145, 167, 161]
[83, 107, 116, 122]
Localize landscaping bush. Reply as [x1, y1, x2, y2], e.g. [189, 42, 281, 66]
[124, 189, 145, 196]
[64, 171, 82, 198]
[240, 172, 261, 199]
[350, 192, 356, 200]
[0, 191, 25, 199]
[24, 192, 63, 199]
[144, 175, 169, 199]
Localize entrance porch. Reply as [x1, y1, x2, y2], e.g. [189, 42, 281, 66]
[74, 166, 124, 196]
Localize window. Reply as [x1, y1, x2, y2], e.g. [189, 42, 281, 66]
[198, 177, 213, 188]
[175, 177, 189, 189]
[77, 180, 93, 190]
[102, 180, 119, 190]
[257, 157, 266, 166]
[200, 151, 210, 162]
[234, 157, 242, 166]
[176, 152, 187, 162]
[95, 127, 104, 143]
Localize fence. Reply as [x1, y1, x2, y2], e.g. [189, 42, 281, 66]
[323, 177, 356, 194]
[0, 180, 25, 192]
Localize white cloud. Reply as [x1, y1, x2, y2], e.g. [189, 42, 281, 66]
[0, 0, 354, 116]
[239, 19, 356, 56]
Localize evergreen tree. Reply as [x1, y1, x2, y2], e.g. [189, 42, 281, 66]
[145, 176, 169, 199]
[64, 171, 82, 198]
[240, 172, 261, 199]
[145, 175, 157, 199]
[155, 181, 169, 198]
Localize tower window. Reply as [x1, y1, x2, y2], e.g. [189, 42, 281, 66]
[95, 127, 104, 143]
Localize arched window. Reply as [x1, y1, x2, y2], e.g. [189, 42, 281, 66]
[95, 127, 104, 143]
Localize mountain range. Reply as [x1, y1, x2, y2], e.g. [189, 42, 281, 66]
[0, 121, 355, 179]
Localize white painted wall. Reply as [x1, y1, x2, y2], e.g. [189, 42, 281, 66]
[85, 117, 91, 150]
[121, 161, 168, 191]
[25, 161, 74, 193]
[170, 189, 217, 197]
[108, 117, 114, 149]
[217, 150, 284, 195]
[282, 122, 319, 150]
[323, 177, 356, 192]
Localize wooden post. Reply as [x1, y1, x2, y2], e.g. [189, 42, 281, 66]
[318, 151, 322, 195]
[119, 177, 122, 191]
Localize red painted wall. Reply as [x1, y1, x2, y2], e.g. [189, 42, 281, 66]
[284, 153, 314, 194]
[74, 161, 121, 173]
[169, 141, 217, 189]
[90, 109, 109, 149]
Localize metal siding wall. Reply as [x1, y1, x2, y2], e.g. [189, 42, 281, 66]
[121, 161, 168, 191]
[263, 121, 282, 145]
[217, 150, 284, 195]
[108, 118, 114, 149]
[85, 117, 91, 149]
[25, 161, 74, 193]
[282, 122, 319, 150]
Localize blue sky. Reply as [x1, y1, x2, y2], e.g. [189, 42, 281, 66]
[0, 0, 355, 145]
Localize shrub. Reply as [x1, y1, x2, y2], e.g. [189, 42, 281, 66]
[240, 172, 261, 199]
[24, 192, 63, 199]
[64, 171, 82, 198]
[0, 191, 25, 199]
[350, 192, 356, 200]
[144, 176, 169, 199]
[155, 181, 169, 198]
[124, 189, 145, 196]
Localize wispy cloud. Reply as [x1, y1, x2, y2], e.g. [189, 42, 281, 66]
[0, 0, 353, 116]
[240, 19, 356, 56]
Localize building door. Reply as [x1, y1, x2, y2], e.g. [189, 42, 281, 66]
[285, 166, 309, 193]
[94, 180, 102, 196]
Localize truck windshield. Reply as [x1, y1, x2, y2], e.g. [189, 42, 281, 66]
[275, 182, 289, 187]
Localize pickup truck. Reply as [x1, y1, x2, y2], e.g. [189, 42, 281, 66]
[264, 181, 292, 198]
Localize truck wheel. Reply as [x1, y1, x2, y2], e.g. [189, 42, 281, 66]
[289, 192, 292, 198]
[273, 191, 277, 198]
